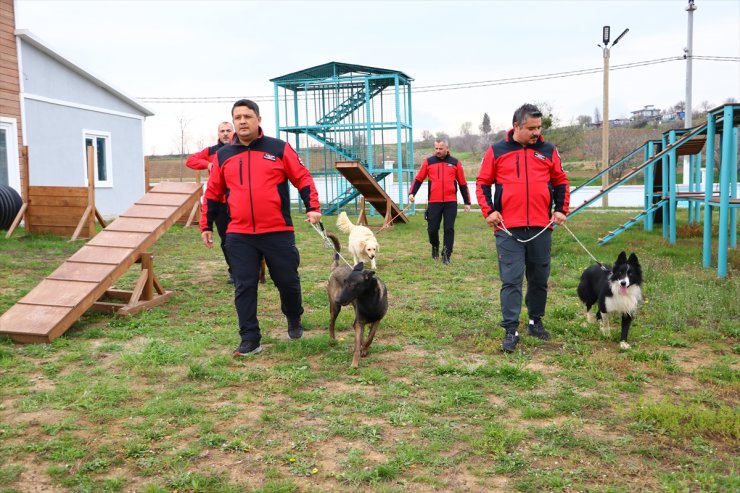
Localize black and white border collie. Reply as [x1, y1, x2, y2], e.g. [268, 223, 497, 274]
[577, 252, 643, 349]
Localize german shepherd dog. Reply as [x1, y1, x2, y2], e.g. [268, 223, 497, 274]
[326, 233, 388, 368]
[577, 251, 643, 349]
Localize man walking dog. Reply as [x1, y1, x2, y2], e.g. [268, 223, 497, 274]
[408, 138, 471, 264]
[201, 99, 321, 357]
[476, 104, 569, 353]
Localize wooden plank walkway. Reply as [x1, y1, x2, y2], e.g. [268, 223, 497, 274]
[0, 182, 202, 343]
[335, 161, 408, 225]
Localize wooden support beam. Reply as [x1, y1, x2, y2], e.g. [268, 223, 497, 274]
[5, 202, 28, 238]
[69, 205, 93, 242]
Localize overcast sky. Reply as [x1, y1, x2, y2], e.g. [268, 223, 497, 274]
[15, 0, 740, 155]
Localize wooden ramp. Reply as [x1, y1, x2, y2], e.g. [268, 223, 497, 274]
[335, 161, 408, 226]
[0, 182, 202, 343]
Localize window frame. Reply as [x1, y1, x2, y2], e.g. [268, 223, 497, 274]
[0, 117, 21, 190]
[82, 130, 113, 188]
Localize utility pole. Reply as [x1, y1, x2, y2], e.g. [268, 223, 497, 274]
[598, 25, 629, 208]
[684, 0, 697, 185]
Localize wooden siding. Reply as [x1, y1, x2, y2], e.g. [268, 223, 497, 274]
[0, 0, 23, 193]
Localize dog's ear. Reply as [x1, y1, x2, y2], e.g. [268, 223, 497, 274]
[353, 262, 364, 271]
[616, 251, 627, 265]
[359, 240, 366, 250]
[628, 253, 639, 265]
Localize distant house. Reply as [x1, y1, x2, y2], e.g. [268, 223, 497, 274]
[15, 30, 154, 216]
[630, 105, 661, 122]
[609, 118, 631, 127]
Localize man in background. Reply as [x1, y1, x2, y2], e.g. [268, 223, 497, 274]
[187, 121, 234, 283]
[408, 138, 471, 265]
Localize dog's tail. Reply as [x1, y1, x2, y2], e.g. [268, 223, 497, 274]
[336, 211, 353, 234]
[327, 232, 341, 270]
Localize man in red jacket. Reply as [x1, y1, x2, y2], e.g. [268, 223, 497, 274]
[201, 99, 322, 357]
[476, 104, 569, 353]
[408, 139, 471, 265]
[187, 121, 234, 283]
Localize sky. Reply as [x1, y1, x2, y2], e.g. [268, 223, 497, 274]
[14, 0, 740, 156]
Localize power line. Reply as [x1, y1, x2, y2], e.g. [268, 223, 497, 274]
[137, 55, 739, 103]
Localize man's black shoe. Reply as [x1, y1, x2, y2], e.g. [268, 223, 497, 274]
[288, 319, 304, 340]
[431, 246, 439, 260]
[528, 319, 551, 340]
[233, 341, 262, 357]
[502, 331, 520, 353]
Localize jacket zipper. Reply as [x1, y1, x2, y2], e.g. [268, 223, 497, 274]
[516, 155, 520, 178]
[523, 149, 530, 226]
[247, 151, 256, 233]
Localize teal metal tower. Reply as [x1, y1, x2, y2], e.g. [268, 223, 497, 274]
[270, 62, 414, 216]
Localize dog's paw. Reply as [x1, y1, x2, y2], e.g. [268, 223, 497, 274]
[619, 341, 631, 350]
[599, 324, 611, 337]
[586, 312, 595, 323]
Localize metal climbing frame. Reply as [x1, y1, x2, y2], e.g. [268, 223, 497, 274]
[568, 103, 739, 278]
[270, 62, 414, 216]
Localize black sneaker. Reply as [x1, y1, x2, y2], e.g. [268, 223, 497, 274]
[502, 331, 520, 353]
[288, 319, 303, 340]
[233, 341, 262, 357]
[431, 246, 439, 260]
[528, 319, 551, 340]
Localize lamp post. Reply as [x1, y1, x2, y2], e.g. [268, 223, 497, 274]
[598, 25, 629, 208]
[683, 0, 697, 185]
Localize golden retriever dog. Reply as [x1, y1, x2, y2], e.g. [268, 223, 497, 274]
[336, 211, 379, 269]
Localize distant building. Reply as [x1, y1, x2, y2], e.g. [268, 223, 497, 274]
[609, 118, 631, 127]
[630, 104, 661, 122]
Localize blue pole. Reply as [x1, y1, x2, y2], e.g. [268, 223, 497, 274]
[730, 127, 738, 249]
[703, 113, 716, 268]
[717, 105, 733, 278]
[662, 133, 670, 240]
[669, 130, 678, 245]
[694, 151, 702, 223]
[644, 142, 653, 231]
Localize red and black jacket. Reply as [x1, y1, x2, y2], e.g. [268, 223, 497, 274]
[409, 154, 471, 204]
[201, 128, 320, 234]
[476, 129, 570, 228]
[188, 142, 228, 230]
[186, 142, 224, 171]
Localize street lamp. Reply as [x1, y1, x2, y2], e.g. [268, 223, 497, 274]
[598, 25, 629, 207]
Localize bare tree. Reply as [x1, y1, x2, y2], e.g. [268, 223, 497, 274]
[175, 114, 191, 181]
[594, 107, 601, 125]
[577, 115, 593, 127]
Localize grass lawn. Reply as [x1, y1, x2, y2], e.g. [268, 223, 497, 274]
[1, 210, 738, 492]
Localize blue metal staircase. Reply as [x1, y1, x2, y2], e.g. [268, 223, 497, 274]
[317, 84, 386, 125]
[598, 200, 666, 244]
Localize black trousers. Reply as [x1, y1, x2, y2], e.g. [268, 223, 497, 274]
[212, 202, 232, 275]
[426, 201, 458, 255]
[225, 231, 303, 343]
[494, 228, 552, 332]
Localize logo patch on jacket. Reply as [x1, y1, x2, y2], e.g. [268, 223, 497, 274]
[533, 152, 546, 160]
[263, 153, 277, 162]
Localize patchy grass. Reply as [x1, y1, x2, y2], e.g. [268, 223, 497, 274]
[0, 210, 738, 492]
